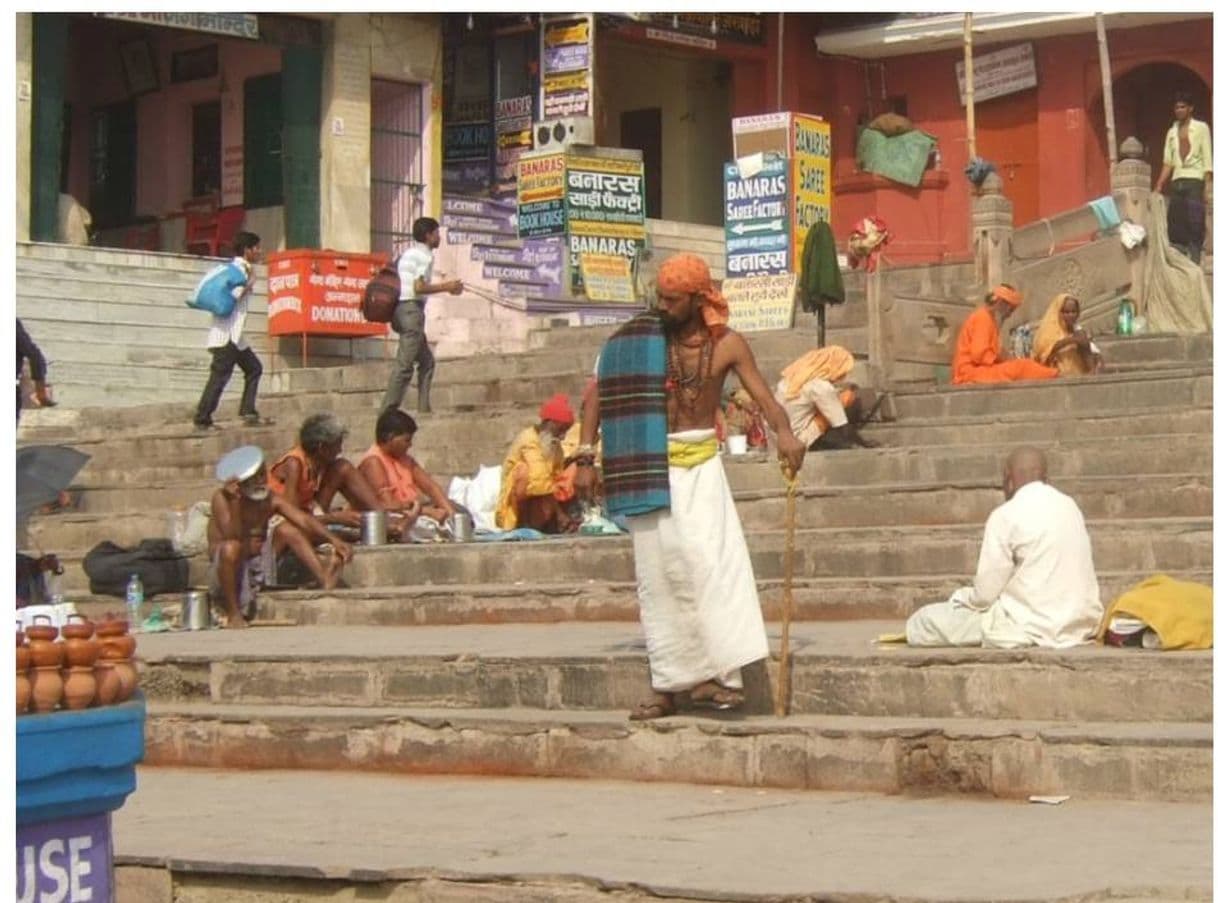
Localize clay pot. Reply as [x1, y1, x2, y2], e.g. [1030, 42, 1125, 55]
[61, 667, 96, 711]
[26, 617, 62, 669]
[61, 614, 94, 639]
[29, 666, 63, 713]
[94, 661, 121, 706]
[16, 643, 30, 672]
[24, 616, 58, 643]
[112, 660, 138, 703]
[16, 670, 30, 715]
[62, 617, 100, 668]
[100, 633, 137, 659]
[95, 616, 129, 639]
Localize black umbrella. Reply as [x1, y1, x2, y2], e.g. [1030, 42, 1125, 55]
[16, 445, 90, 527]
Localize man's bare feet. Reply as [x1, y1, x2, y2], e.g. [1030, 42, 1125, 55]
[628, 691, 675, 721]
[321, 550, 343, 590]
[225, 613, 250, 629]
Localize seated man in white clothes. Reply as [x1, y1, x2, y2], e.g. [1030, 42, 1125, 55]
[905, 447, 1103, 649]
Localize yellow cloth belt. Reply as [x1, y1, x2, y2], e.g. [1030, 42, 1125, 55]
[667, 436, 719, 469]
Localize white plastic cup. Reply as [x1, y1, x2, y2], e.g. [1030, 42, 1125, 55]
[726, 435, 748, 455]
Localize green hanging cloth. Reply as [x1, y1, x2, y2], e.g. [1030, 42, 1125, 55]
[798, 220, 845, 311]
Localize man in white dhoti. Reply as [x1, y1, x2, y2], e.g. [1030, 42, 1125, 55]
[906, 447, 1103, 648]
[577, 253, 806, 720]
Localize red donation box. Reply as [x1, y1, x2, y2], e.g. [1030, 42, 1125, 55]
[266, 250, 390, 340]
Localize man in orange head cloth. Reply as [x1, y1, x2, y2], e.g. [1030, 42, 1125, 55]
[495, 392, 580, 534]
[952, 284, 1059, 385]
[576, 252, 806, 720]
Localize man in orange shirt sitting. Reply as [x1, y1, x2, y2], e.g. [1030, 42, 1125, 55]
[952, 284, 1059, 385]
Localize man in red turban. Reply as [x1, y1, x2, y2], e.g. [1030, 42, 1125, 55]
[495, 392, 579, 533]
[576, 252, 807, 720]
[952, 284, 1059, 385]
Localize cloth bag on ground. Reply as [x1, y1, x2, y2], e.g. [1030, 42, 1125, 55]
[82, 538, 190, 598]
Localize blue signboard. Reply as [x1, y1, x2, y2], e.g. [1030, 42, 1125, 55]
[723, 154, 791, 277]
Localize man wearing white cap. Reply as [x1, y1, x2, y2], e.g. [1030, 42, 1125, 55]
[209, 446, 353, 628]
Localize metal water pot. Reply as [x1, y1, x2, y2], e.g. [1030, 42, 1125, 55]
[361, 510, 388, 546]
[183, 591, 211, 631]
[451, 512, 473, 543]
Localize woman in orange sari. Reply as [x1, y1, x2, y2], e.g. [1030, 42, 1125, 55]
[1033, 294, 1103, 376]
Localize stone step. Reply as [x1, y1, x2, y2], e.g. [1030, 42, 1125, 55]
[893, 367, 1211, 420]
[68, 569, 1210, 627]
[18, 240, 244, 276]
[335, 517, 1212, 589]
[48, 515, 1211, 593]
[870, 404, 1210, 446]
[134, 621, 1212, 722]
[142, 702, 1211, 802]
[112, 768, 1213, 903]
[18, 288, 270, 337]
[32, 473, 1211, 553]
[68, 431, 1210, 497]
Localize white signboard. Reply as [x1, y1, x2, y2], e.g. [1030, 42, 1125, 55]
[956, 43, 1037, 105]
[721, 273, 797, 333]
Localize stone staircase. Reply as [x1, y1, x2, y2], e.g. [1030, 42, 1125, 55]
[18, 319, 1213, 901]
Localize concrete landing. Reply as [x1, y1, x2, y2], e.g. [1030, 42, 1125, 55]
[115, 768, 1211, 902]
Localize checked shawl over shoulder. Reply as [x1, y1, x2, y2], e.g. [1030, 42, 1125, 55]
[596, 312, 671, 518]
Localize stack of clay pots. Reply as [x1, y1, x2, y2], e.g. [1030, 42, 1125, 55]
[16, 614, 139, 716]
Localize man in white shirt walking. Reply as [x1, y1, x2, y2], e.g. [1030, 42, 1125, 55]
[1155, 91, 1213, 264]
[905, 447, 1103, 649]
[380, 216, 463, 415]
[193, 231, 266, 430]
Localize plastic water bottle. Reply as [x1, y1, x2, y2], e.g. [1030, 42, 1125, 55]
[1117, 298, 1135, 336]
[125, 573, 144, 633]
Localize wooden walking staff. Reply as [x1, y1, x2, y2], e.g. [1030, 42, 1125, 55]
[775, 463, 799, 717]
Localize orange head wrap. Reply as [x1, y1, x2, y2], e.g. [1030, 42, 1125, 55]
[538, 392, 575, 426]
[989, 284, 1023, 308]
[657, 252, 729, 334]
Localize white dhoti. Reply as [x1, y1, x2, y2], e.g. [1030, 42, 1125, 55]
[905, 588, 1035, 649]
[627, 429, 770, 692]
[775, 377, 849, 446]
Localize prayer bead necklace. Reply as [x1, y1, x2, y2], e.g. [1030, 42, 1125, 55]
[666, 338, 714, 412]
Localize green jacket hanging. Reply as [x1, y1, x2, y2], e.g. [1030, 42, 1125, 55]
[797, 220, 845, 311]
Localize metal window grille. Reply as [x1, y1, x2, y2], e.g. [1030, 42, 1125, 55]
[371, 79, 426, 256]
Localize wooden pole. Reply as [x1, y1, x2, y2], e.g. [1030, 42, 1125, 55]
[775, 468, 798, 717]
[1096, 13, 1118, 173]
[964, 13, 976, 161]
[776, 12, 785, 112]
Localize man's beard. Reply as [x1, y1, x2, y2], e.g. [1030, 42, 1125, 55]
[242, 486, 269, 501]
[540, 431, 562, 454]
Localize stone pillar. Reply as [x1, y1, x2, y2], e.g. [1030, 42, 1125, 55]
[320, 15, 373, 252]
[16, 13, 33, 242]
[1112, 137, 1152, 311]
[971, 172, 1013, 290]
[864, 261, 892, 388]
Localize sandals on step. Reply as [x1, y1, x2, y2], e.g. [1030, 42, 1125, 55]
[689, 683, 746, 711]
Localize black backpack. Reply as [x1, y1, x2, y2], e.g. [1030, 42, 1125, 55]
[82, 539, 191, 598]
[362, 256, 401, 323]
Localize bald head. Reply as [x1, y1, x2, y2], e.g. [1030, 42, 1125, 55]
[1003, 446, 1047, 499]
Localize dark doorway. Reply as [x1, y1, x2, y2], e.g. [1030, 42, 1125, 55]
[191, 101, 222, 199]
[243, 72, 284, 210]
[1087, 62, 1210, 198]
[621, 107, 661, 219]
[88, 100, 137, 229]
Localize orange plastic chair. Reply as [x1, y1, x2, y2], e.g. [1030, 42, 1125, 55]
[185, 206, 245, 257]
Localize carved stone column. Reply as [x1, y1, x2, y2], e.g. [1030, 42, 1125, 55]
[971, 172, 1013, 290]
[1112, 137, 1152, 310]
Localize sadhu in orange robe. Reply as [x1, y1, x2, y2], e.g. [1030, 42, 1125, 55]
[952, 307, 1058, 385]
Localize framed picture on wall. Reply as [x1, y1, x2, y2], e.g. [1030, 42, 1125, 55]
[171, 45, 219, 84]
[119, 40, 160, 96]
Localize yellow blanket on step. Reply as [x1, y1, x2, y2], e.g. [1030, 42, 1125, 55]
[1100, 575, 1213, 650]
